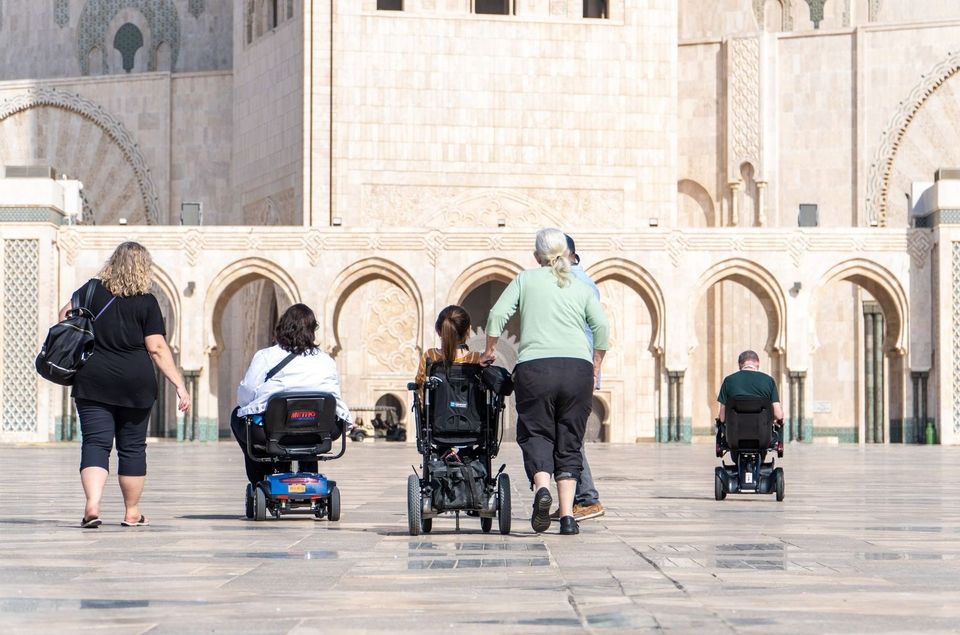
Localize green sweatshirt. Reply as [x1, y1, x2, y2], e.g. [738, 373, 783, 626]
[486, 267, 610, 365]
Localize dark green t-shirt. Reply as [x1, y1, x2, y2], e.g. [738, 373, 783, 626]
[717, 370, 780, 404]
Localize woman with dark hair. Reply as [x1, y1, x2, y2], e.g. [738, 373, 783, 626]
[414, 305, 484, 396]
[230, 303, 351, 485]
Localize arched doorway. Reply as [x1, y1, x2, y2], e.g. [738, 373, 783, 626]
[213, 279, 285, 437]
[813, 263, 908, 443]
[692, 265, 784, 441]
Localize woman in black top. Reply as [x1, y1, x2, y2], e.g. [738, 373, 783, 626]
[58, 242, 190, 528]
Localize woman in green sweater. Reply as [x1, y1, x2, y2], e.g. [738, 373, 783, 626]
[482, 228, 610, 535]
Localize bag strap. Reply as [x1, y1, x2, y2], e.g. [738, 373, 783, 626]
[94, 297, 115, 321]
[265, 352, 298, 382]
[71, 279, 98, 314]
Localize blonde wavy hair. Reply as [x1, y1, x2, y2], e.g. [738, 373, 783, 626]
[98, 242, 153, 297]
[535, 228, 571, 287]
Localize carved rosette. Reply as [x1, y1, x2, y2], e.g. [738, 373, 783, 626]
[365, 285, 419, 373]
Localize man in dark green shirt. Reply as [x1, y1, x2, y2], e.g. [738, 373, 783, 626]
[717, 350, 784, 424]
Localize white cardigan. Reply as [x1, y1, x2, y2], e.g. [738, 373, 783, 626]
[236, 345, 352, 422]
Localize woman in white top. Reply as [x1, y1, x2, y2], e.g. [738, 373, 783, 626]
[230, 303, 351, 485]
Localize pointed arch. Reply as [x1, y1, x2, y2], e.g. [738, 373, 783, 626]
[815, 259, 908, 354]
[447, 257, 525, 306]
[586, 258, 666, 355]
[324, 258, 424, 356]
[203, 257, 301, 353]
[692, 258, 787, 355]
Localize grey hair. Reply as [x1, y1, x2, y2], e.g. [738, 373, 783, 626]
[535, 228, 571, 287]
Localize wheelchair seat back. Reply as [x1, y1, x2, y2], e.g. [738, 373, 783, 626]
[261, 391, 341, 458]
[427, 363, 488, 445]
[725, 397, 773, 451]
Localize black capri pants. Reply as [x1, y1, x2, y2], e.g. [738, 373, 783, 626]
[75, 398, 152, 476]
[514, 357, 594, 485]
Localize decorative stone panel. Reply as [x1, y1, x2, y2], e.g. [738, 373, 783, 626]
[752, 0, 795, 30]
[188, 0, 204, 18]
[953, 242, 960, 436]
[77, 0, 180, 75]
[2, 239, 39, 433]
[55, 0, 70, 27]
[362, 185, 622, 230]
[727, 37, 761, 175]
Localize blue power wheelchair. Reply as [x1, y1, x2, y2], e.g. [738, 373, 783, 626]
[243, 392, 346, 521]
[714, 397, 785, 502]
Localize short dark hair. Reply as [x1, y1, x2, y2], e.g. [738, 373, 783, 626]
[738, 350, 760, 366]
[275, 303, 319, 355]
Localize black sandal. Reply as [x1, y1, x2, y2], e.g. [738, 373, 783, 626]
[80, 516, 102, 529]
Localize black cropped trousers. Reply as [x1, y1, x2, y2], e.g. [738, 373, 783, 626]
[75, 398, 151, 476]
[514, 357, 594, 485]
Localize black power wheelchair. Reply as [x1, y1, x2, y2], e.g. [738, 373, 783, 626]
[405, 363, 513, 535]
[243, 392, 347, 521]
[714, 397, 785, 501]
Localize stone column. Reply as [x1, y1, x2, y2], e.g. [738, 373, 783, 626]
[787, 372, 798, 442]
[729, 181, 742, 226]
[756, 180, 768, 226]
[875, 311, 885, 444]
[797, 371, 807, 442]
[864, 305, 875, 444]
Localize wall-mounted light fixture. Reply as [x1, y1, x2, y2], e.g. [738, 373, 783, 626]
[789, 281, 802, 297]
[497, 218, 506, 228]
[184, 281, 196, 298]
[649, 218, 659, 227]
[331, 217, 342, 226]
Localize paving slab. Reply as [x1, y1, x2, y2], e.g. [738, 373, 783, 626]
[1, 443, 959, 634]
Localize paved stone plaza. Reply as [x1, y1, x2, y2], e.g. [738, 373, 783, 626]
[1, 442, 959, 634]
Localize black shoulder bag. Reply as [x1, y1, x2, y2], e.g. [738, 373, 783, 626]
[36, 280, 115, 386]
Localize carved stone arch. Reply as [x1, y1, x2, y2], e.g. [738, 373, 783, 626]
[678, 179, 716, 227]
[149, 263, 181, 349]
[203, 257, 301, 353]
[866, 49, 960, 226]
[692, 258, 787, 356]
[324, 258, 424, 356]
[815, 259, 908, 354]
[0, 88, 161, 224]
[586, 258, 666, 356]
[753, 0, 794, 31]
[447, 258, 525, 306]
[78, 0, 180, 75]
[425, 189, 566, 229]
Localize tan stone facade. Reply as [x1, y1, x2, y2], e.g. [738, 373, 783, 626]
[1, 1, 959, 445]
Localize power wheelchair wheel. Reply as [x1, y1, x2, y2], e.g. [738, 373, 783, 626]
[328, 485, 341, 522]
[774, 467, 785, 501]
[421, 518, 432, 533]
[253, 486, 268, 521]
[714, 469, 726, 501]
[480, 516, 493, 533]
[497, 473, 511, 535]
[245, 484, 254, 519]
[407, 473, 422, 536]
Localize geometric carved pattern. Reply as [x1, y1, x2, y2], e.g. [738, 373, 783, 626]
[2, 240, 39, 433]
[55, 0, 70, 27]
[954, 242, 960, 436]
[366, 284, 419, 373]
[866, 50, 960, 227]
[77, 0, 180, 75]
[728, 37, 761, 175]
[908, 230, 932, 270]
[806, 0, 826, 28]
[188, 0, 204, 18]
[0, 88, 161, 224]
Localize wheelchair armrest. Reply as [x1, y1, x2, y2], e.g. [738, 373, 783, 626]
[406, 382, 418, 391]
[320, 418, 348, 462]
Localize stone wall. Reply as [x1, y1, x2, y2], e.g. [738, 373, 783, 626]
[317, 0, 676, 231]
[231, 0, 303, 226]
